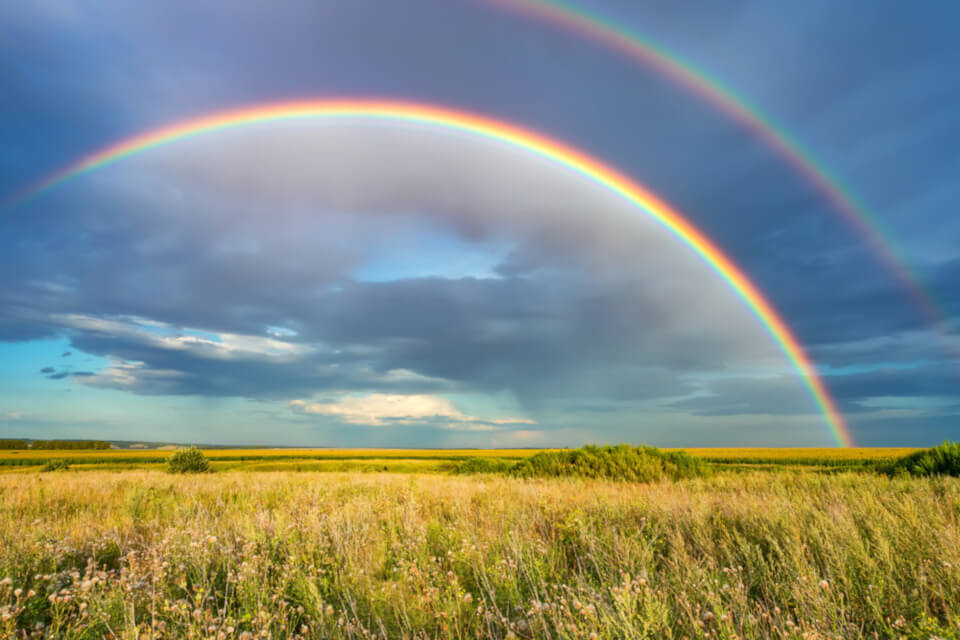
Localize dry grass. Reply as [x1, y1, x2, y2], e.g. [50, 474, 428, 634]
[679, 448, 917, 461]
[0, 449, 548, 461]
[0, 471, 957, 639]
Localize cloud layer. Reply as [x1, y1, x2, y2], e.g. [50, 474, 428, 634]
[1, 0, 958, 445]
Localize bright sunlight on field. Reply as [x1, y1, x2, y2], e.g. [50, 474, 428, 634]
[1, 470, 958, 639]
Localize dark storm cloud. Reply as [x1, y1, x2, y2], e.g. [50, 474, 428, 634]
[1, 124, 789, 399]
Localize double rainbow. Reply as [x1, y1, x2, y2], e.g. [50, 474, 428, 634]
[494, 0, 951, 333]
[1, 100, 853, 446]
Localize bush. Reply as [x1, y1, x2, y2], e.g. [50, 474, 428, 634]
[509, 444, 710, 482]
[451, 457, 517, 475]
[41, 459, 70, 472]
[167, 447, 211, 474]
[31, 440, 111, 450]
[890, 442, 960, 477]
[0, 439, 28, 449]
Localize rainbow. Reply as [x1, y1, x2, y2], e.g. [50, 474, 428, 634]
[0, 99, 853, 446]
[491, 0, 952, 333]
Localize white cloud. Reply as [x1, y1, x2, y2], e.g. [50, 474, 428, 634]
[74, 361, 183, 390]
[52, 314, 311, 362]
[289, 393, 535, 430]
[5, 412, 22, 421]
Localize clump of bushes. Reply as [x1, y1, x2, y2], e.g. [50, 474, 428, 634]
[510, 444, 709, 482]
[451, 457, 517, 475]
[31, 440, 111, 450]
[167, 447, 211, 474]
[890, 441, 960, 477]
[453, 445, 710, 482]
[41, 459, 70, 472]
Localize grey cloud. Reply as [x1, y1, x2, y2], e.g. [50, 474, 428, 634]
[0, 126, 814, 419]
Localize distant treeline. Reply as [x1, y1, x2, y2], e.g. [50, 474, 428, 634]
[0, 439, 111, 450]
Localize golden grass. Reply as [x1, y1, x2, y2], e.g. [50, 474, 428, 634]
[0, 446, 919, 462]
[0, 471, 957, 638]
[0, 447, 548, 461]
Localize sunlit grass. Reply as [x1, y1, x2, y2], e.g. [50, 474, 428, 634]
[0, 471, 957, 639]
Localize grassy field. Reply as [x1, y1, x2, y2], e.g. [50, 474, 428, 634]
[0, 470, 958, 639]
[0, 447, 920, 473]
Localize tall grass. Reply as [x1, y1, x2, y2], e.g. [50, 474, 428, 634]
[889, 441, 960, 477]
[453, 445, 710, 481]
[0, 471, 958, 638]
[510, 444, 710, 481]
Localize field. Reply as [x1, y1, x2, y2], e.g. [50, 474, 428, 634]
[1, 448, 957, 639]
[0, 447, 919, 473]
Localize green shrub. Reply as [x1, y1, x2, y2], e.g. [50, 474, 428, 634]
[509, 444, 710, 482]
[166, 447, 211, 474]
[0, 439, 28, 449]
[890, 441, 960, 477]
[451, 457, 517, 475]
[41, 459, 70, 472]
[31, 440, 111, 450]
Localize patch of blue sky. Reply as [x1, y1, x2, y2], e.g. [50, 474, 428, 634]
[354, 226, 508, 283]
[0, 338, 111, 426]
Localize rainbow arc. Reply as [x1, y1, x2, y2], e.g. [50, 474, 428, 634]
[493, 0, 951, 333]
[0, 99, 854, 446]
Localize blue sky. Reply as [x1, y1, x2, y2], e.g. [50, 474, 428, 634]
[1, 1, 958, 447]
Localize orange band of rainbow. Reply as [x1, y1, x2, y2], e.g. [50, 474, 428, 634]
[2, 99, 853, 446]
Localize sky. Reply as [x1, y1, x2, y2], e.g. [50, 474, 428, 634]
[0, 1, 958, 447]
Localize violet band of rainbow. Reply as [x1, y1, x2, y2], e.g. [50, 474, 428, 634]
[1, 100, 854, 446]
[493, 0, 952, 337]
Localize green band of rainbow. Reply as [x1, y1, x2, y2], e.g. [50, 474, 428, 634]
[1, 99, 853, 446]
[493, 0, 953, 334]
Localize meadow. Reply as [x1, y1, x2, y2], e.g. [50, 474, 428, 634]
[0, 446, 917, 473]
[0, 447, 957, 639]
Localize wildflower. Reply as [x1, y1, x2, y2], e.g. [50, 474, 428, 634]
[819, 580, 830, 590]
[463, 593, 473, 603]
[13, 588, 22, 598]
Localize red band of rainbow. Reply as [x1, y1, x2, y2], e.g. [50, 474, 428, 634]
[2, 100, 853, 446]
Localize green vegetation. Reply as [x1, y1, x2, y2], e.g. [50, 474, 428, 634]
[40, 459, 70, 472]
[0, 439, 28, 449]
[890, 440, 960, 477]
[451, 456, 516, 474]
[166, 446, 211, 473]
[453, 445, 711, 481]
[507, 444, 710, 481]
[29, 439, 111, 450]
[0, 471, 958, 639]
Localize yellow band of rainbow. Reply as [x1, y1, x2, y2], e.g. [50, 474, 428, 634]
[3, 99, 853, 446]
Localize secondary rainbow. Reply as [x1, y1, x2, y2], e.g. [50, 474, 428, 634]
[492, 0, 953, 333]
[0, 99, 853, 446]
